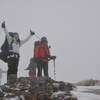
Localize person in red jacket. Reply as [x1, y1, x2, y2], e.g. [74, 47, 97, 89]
[35, 36, 56, 77]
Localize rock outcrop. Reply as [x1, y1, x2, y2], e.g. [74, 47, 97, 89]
[0, 74, 77, 100]
[75, 79, 100, 86]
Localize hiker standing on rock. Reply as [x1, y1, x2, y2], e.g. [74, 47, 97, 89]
[1, 22, 35, 80]
[34, 36, 56, 77]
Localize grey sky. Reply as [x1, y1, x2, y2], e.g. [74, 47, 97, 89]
[0, 0, 100, 84]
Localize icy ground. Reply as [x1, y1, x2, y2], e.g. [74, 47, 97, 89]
[71, 86, 100, 100]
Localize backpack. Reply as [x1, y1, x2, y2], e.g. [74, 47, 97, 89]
[33, 41, 40, 63]
[33, 41, 51, 63]
[0, 32, 13, 63]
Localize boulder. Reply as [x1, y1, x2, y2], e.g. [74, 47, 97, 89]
[75, 79, 100, 86]
[0, 74, 77, 100]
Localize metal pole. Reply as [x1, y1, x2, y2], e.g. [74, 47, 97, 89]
[53, 59, 56, 81]
[35, 34, 41, 40]
[0, 27, 2, 35]
[0, 68, 2, 85]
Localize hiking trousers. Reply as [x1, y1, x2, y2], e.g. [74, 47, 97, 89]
[37, 60, 49, 77]
[7, 57, 19, 80]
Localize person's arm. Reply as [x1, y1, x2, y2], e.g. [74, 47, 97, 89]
[20, 34, 32, 46]
[1, 22, 12, 44]
[45, 48, 56, 60]
[30, 68, 33, 72]
[20, 30, 35, 46]
[48, 48, 50, 55]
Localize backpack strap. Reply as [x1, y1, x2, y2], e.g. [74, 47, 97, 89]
[7, 39, 13, 50]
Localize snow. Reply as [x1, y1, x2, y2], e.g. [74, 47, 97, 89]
[5, 96, 25, 100]
[71, 86, 100, 100]
[52, 91, 66, 97]
[72, 91, 100, 100]
[75, 86, 100, 92]
[50, 86, 100, 100]
[1, 80, 100, 100]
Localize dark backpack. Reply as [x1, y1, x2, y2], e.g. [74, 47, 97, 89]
[0, 32, 13, 63]
[33, 41, 40, 63]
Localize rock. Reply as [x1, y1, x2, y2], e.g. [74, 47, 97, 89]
[53, 83, 59, 92]
[0, 74, 77, 100]
[17, 77, 30, 89]
[29, 84, 41, 93]
[66, 83, 75, 91]
[92, 89, 100, 95]
[95, 81, 100, 86]
[0, 91, 4, 98]
[59, 81, 69, 91]
[75, 79, 100, 86]
[7, 74, 17, 83]
[7, 74, 18, 88]
[45, 83, 54, 93]
[1, 85, 12, 92]
[30, 76, 55, 86]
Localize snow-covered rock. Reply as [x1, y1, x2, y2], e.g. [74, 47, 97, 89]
[0, 74, 77, 100]
[75, 79, 100, 86]
[71, 86, 100, 100]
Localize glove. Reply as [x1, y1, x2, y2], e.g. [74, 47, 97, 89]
[45, 54, 51, 59]
[1, 21, 6, 28]
[30, 30, 35, 35]
[51, 56, 56, 60]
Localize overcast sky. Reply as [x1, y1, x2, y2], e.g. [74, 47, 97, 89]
[0, 0, 100, 84]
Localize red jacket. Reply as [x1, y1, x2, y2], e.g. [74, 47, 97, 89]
[35, 42, 50, 62]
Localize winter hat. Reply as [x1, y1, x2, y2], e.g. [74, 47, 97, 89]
[13, 32, 18, 36]
[41, 36, 47, 42]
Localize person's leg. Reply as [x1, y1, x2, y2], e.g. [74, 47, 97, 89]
[42, 61, 49, 76]
[7, 57, 14, 80]
[37, 63, 42, 77]
[29, 75, 36, 79]
[13, 58, 19, 75]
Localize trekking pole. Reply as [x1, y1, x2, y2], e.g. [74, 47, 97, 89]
[0, 27, 2, 35]
[53, 59, 56, 81]
[30, 30, 41, 40]
[35, 34, 41, 40]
